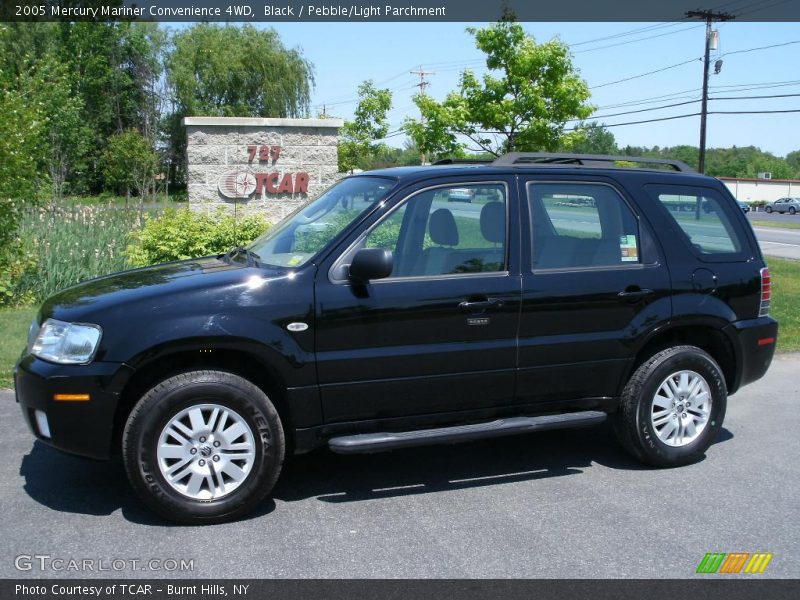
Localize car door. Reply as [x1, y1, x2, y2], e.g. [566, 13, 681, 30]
[314, 178, 521, 423]
[516, 176, 671, 406]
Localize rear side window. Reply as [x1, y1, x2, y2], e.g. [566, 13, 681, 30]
[647, 184, 743, 255]
[528, 182, 641, 269]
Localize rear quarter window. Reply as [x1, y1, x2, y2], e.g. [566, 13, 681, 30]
[645, 184, 747, 258]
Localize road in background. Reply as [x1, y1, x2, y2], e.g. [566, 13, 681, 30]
[744, 213, 800, 259]
[1, 355, 798, 579]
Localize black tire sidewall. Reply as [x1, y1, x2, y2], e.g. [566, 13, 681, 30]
[124, 373, 283, 523]
[633, 349, 726, 465]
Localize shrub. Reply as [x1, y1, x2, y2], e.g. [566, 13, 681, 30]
[0, 243, 37, 306]
[126, 208, 269, 267]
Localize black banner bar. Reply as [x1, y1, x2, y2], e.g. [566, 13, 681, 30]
[5, 579, 800, 600]
[4, 0, 800, 22]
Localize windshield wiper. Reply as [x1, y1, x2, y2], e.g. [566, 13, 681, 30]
[221, 246, 261, 267]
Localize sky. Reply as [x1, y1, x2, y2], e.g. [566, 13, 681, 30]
[177, 20, 800, 156]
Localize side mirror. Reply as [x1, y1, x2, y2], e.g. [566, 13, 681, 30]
[348, 248, 393, 282]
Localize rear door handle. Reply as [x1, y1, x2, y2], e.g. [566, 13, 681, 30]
[458, 298, 505, 313]
[618, 287, 654, 299]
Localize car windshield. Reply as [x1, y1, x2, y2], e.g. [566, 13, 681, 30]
[248, 176, 396, 268]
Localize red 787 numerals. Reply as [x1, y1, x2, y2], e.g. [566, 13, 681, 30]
[247, 145, 281, 163]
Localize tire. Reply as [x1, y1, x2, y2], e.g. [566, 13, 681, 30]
[790, 207, 797, 215]
[765, 206, 773, 213]
[613, 346, 726, 467]
[123, 370, 285, 524]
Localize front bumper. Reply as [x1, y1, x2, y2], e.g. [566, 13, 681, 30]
[14, 354, 132, 459]
[724, 316, 779, 394]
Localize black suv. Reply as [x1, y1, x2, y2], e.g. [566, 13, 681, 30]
[16, 153, 778, 523]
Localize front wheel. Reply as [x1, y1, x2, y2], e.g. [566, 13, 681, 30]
[123, 370, 285, 524]
[790, 207, 797, 215]
[765, 206, 773, 213]
[614, 346, 726, 467]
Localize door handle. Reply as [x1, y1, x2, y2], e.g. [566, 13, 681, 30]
[458, 298, 505, 313]
[618, 287, 654, 299]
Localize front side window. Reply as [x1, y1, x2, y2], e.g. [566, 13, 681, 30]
[528, 182, 640, 269]
[647, 184, 743, 255]
[249, 176, 396, 267]
[360, 183, 507, 278]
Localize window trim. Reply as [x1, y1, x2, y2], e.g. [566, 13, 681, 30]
[644, 182, 750, 263]
[526, 180, 647, 274]
[328, 180, 511, 284]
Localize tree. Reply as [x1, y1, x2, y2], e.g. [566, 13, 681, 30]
[102, 130, 157, 205]
[561, 122, 617, 155]
[18, 59, 91, 201]
[53, 23, 165, 192]
[168, 24, 314, 118]
[786, 150, 800, 177]
[404, 21, 593, 158]
[338, 80, 393, 173]
[0, 81, 46, 304]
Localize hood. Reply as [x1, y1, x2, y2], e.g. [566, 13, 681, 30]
[39, 256, 286, 324]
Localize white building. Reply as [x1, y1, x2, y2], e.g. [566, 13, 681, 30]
[719, 177, 800, 204]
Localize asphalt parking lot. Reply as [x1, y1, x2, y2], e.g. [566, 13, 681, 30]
[1, 354, 798, 579]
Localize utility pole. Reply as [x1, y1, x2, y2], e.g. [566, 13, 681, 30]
[686, 9, 734, 174]
[410, 65, 435, 164]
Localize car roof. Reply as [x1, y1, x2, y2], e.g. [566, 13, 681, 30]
[360, 163, 720, 187]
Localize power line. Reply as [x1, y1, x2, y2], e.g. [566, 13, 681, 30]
[711, 79, 800, 89]
[573, 92, 800, 122]
[573, 24, 703, 54]
[721, 39, 800, 57]
[567, 113, 702, 130]
[590, 57, 701, 89]
[710, 108, 800, 114]
[569, 22, 690, 48]
[586, 99, 701, 120]
[564, 108, 800, 131]
[734, 0, 796, 18]
[711, 92, 800, 100]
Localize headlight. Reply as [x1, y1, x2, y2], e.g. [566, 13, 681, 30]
[30, 318, 102, 365]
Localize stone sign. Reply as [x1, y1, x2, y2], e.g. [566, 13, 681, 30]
[183, 116, 344, 222]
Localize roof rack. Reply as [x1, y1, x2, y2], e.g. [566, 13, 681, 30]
[432, 158, 494, 165]
[491, 152, 695, 173]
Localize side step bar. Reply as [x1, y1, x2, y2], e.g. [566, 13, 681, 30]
[328, 411, 607, 454]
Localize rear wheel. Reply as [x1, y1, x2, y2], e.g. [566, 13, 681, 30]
[614, 346, 726, 467]
[123, 370, 284, 524]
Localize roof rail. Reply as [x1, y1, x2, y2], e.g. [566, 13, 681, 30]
[491, 152, 695, 173]
[432, 158, 494, 165]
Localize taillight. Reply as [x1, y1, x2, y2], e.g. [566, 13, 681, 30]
[759, 267, 771, 317]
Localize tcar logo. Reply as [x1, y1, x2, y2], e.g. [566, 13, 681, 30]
[217, 169, 310, 199]
[218, 170, 257, 199]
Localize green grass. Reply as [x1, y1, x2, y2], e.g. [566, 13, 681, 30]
[768, 258, 800, 352]
[0, 307, 36, 388]
[751, 219, 800, 230]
